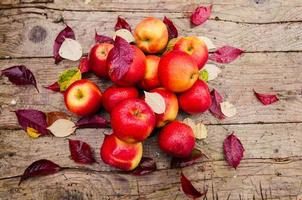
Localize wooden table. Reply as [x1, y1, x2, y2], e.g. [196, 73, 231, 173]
[1, 0, 302, 199]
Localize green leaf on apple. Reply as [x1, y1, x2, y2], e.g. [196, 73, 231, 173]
[201, 64, 221, 81]
[58, 68, 81, 91]
[198, 69, 208, 82]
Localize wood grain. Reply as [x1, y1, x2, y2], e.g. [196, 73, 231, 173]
[1, 7, 302, 59]
[1, 1, 302, 199]
[1, 53, 301, 128]
[1, 0, 302, 23]
[1, 123, 301, 181]
[0, 158, 301, 199]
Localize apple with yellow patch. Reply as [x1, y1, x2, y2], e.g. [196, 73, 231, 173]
[64, 79, 102, 116]
[134, 17, 168, 53]
[100, 134, 142, 171]
[149, 88, 179, 127]
[173, 36, 208, 69]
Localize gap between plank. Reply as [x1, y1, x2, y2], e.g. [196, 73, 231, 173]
[1, 5, 302, 25]
[1, 50, 302, 60]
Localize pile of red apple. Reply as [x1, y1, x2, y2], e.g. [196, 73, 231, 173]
[64, 17, 212, 171]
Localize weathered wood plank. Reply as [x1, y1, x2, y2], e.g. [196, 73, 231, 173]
[1, 0, 302, 23]
[0, 158, 302, 199]
[1, 123, 301, 179]
[1, 53, 301, 127]
[0, 8, 302, 59]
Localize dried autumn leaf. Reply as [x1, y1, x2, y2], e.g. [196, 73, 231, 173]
[53, 26, 75, 64]
[76, 114, 109, 129]
[107, 36, 134, 81]
[47, 119, 76, 137]
[202, 63, 221, 81]
[26, 127, 41, 138]
[78, 56, 90, 74]
[171, 149, 206, 168]
[95, 31, 114, 44]
[132, 157, 157, 176]
[182, 118, 207, 140]
[19, 159, 62, 185]
[163, 16, 178, 40]
[58, 68, 81, 91]
[59, 38, 83, 61]
[198, 36, 216, 50]
[144, 91, 166, 114]
[69, 139, 95, 164]
[254, 90, 279, 105]
[44, 81, 60, 92]
[190, 5, 212, 26]
[209, 46, 243, 63]
[220, 101, 237, 117]
[223, 133, 244, 169]
[209, 89, 225, 119]
[115, 16, 131, 32]
[113, 29, 135, 43]
[15, 109, 49, 135]
[1, 65, 38, 92]
[181, 172, 207, 199]
[46, 111, 69, 127]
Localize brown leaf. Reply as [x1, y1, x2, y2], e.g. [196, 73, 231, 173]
[46, 111, 69, 127]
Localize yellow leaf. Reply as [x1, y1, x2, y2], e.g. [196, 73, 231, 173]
[26, 127, 41, 138]
[58, 68, 81, 91]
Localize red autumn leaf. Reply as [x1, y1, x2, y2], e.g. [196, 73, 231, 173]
[115, 16, 131, 32]
[107, 36, 134, 81]
[180, 172, 207, 199]
[190, 5, 212, 26]
[76, 114, 109, 129]
[1, 65, 38, 92]
[68, 139, 95, 164]
[14, 109, 49, 135]
[132, 157, 157, 176]
[79, 56, 90, 74]
[209, 46, 243, 63]
[163, 16, 178, 40]
[53, 25, 75, 64]
[253, 90, 279, 105]
[223, 133, 244, 169]
[19, 159, 62, 185]
[44, 81, 60, 92]
[171, 149, 207, 168]
[95, 31, 114, 44]
[209, 89, 225, 119]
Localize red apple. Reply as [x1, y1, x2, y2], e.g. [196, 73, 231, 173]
[64, 79, 102, 116]
[134, 17, 168, 53]
[149, 88, 179, 127]
[89, 43, 114, 78]
[102, 85, 139, 113]
[158, 121, 195, 158]
[158, 50, 199, 92]
[108, 45, 146, 86]
[178, 80, 212, 114]
[173, 36, 208, 70]
[100, 134, 143, 171]
[139, 55, 161, 90]
[111, 98, 156, 143]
